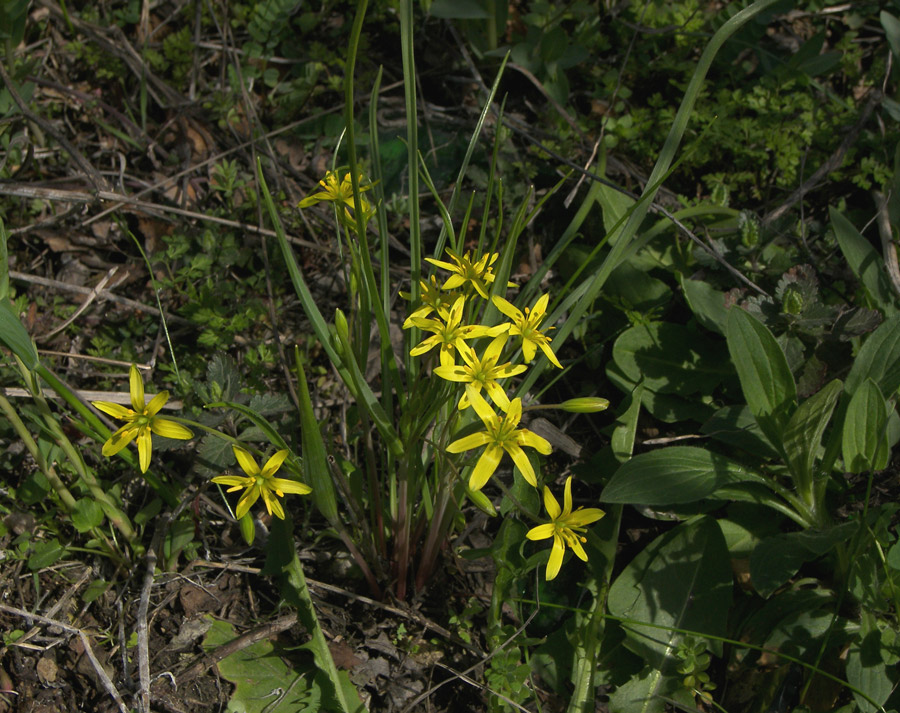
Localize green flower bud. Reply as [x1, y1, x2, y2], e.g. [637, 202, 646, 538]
[467, 487, 496, 517]
[334, 308, 350, 344]
[559, 397, 610, 413]
[239, 512, 256, 546]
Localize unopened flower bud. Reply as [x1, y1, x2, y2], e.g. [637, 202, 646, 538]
[559, 397, 610, 413]
[467, 487, 497, 517]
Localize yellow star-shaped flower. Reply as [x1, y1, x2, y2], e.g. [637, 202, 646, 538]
[407, 295, 505, 358]
[446, 385, 551, 491]
[526, 476, 604, 580]
[492, 293, 562, 368]
[298, 170, 373, 224]
[92, 364, 194, 473]
[211, 445, 311, 520]
[433, 335, 526, 411]
[401, 275, 463, 325]
[425, 249, 503, 300]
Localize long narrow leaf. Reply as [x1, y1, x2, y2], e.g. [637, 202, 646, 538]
[295, 356, 338, 525]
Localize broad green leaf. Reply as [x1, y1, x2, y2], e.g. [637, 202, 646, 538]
[71, 498, 104, 533]
[606, 362, 716, 424]
[842, 379, 890, 473]
[782, 379, 842, 493]
[844, 314, 900, 397]
[846, 612, 897, 713]
[881, 11, 900, 61]
[749, 523, 857, 598]
[27, 538, 65, 571]
[612, 322, 730, 395]
[203, 617, 321, 713]
[740, 585, 850, 656]
[830, 207, 897, 315]
[680, 275, 728, 334]
[81, 579, 109, 604]
[428, 0, 490, 18]
[717, 504, 783, 558]
[605, 261, 671, 313]
[608, 517, 732, 670]
[601, 446, 763, 505]
[726, 307, 796, 448]
[700, 405, 780, 460]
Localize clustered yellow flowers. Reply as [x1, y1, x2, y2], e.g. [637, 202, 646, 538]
[405, 248, 607, 580]
[93, 365, 311, 521]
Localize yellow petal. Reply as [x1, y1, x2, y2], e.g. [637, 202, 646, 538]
[466, 386, 499, 428]
[235, 485, 261, 519]
[144, 391, 169, 417]
[546, 534, 565, 580]
[526, 523, 555, 541]
[150, 418, 194, 441]
[567, 508, 605, 527]
[468, 444, 503, 491]
[233, 445, 260, 476]
[446, 432, 492, 453]
[491, 295, 522, 322]
[261, 449, 289, 478]
[270, 477, 312, 495]
[542, 486, 562, 520]
[93, 401, 133, 420]
[563, 476, 574, 515]
[129, 364, 145, 412]
[261, 488, 284, 518]
[508, 444, 537, 487]
[211, 474, 253, 488]
[539, 341, 563, 369]
[532, 293, 551, 319]
[517, 429, 553, 455]
[102, 425, 138, 456]
[570, 537, 589, 562]
[137, 428, 152, 473]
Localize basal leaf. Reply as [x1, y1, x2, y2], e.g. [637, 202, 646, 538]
[844, 313, 900, 397]
[830, 207, 898, 315]
[608, 517, 732, 669]
[846, 612, 898, 713]
[726, 307, 796, 448]
[700, 405, 781, 460]
[601, 446, 763, 505]
[749, 523, 857, 598]
[680, 276, 728, 335]
[606, 362, 716, 424]
[782, 379, 842, 492]
[612, 322, 730, 396]
[881, 11, 900, 62]
[842, 379, 890, 473]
